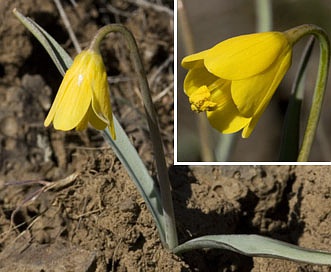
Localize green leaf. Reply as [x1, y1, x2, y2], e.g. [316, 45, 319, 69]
[13, 8, 166, 244]
[174, 234, 331, 265]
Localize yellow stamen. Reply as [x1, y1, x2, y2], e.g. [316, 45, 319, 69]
[189, 85, 217, 112]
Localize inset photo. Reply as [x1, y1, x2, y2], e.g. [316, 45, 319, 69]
[176, 0, 331, 163]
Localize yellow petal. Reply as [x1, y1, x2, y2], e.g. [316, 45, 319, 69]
[181, 49, 209, 69]
[88, 107, 108, 130]
[44, 88, 65, 127]
[204, 86, 250, 133]
[52, 73, 92, 130]
[231, 50, 292, 118]
[76, 108, 90, 131]
[44, 51, 92, 129]
[207, 104, 251, 134]
[108, 124, 116, 140]
[241, 113, 261, 138]
[44, 72, 72, 127]
[184, 65, 234, 114]
[183, 65, 220, 97]
[204, 32, 290, 80]
[90, 64, 116, 139]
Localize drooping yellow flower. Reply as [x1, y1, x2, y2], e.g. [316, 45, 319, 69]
[44, 49, 116, 139]
[182, 32, 292, 138]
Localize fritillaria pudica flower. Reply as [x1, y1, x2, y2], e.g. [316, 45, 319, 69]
[44, 49, 116, 139]
[182, 31, 292, 138]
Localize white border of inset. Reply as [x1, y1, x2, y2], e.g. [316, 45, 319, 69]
[174, 0, 179, 164]
[173, 0, 330, 166]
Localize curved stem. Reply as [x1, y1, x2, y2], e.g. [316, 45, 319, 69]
[285, 25, 330, 161]
[279, 37, 315, 161]
[90, 25, 178, 249]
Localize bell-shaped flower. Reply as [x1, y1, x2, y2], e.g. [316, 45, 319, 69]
[44, 49, 116, 139]
[182, 31, 292, 138]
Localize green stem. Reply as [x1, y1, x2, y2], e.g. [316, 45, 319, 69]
[90, 25, 178, 249]
[285, 25, 330, 162]
[279, 37, 315, 161]
[255, 0, 273, 32]
[215, 134, 238, 162]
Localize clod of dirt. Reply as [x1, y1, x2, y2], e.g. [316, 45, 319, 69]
[0, 235, 96, 272]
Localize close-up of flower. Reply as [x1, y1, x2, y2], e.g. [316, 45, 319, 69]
[181, 31, 292, 138]
[44, 49, 116, 139]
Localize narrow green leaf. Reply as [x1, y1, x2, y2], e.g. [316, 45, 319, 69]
[13, 9, 166, 244]
[174, 234, 331, 265]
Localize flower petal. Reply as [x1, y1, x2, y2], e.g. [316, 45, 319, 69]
[183, 65, 221, 96]
[204, 32, 290, 80]
[76, 107, 90, 131]
[207, 104, 251, 134]
[241, 52, 292, 138]
[88, 106, 108, 130]
[181, 49, 210, 69]
[90, 82, 111, 131]
[206, 87, 251, 133]
[231, 50, 292, 118]
[90, 69, 116, 138]
[241, 114, 261, 138]
[52, 73, 92, 130]
[44, 73, 70, 127]
[45, 51, 95, 130]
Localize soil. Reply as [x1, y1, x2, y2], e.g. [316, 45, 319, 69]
[0, 1, 331, 272]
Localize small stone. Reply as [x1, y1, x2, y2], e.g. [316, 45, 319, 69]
[119, 198, 136, 212]
[0, 116, 18, 137]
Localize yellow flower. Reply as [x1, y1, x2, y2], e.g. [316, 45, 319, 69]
[44, 49, 116, 139]
[182, 32, 292, 138]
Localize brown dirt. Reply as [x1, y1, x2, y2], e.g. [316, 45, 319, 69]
[0, 1, 331, 272]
